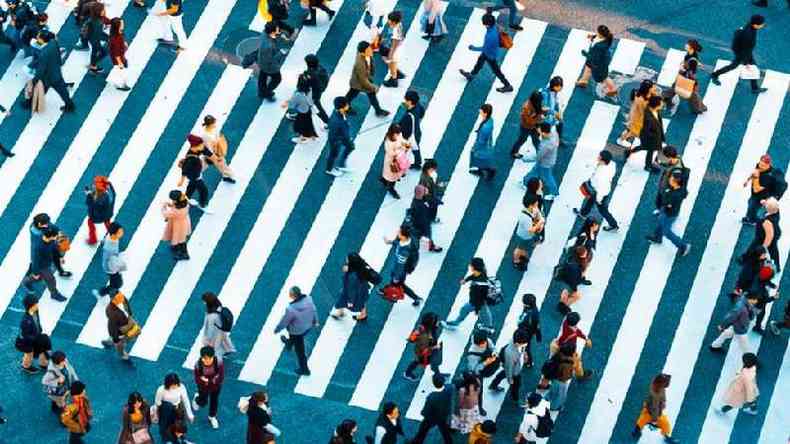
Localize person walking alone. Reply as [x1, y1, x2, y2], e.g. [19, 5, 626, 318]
[331, 253, 379, 321]
[162, 190, 192, 260]
[156, 0, 188, 51]
[742, 154, 778, 225]
[16, 294, 50, 374]
[488, 329, 529, 403]
[200, 292, 237, 362]
[379, 225, 423, 305]
[101, 291, 137, 361]
[399, 90, 424, 170]
[108, 17, 131, 91]
[192, 346, 224, 429]
[365, 401, 404, 444]
[710, 292, 759, 354]
[256, 21, 288, 102]
[632, 374, 679, 443]
[85, 175, 116, 245]
[34, 30, 75, 112]
[469, 103, 496, 180]
[574, 150, 619, 232]
[92, 222, 125, 300]
[710, 15, 767, 94]
[523, 123, 559, 199]
[647, 169, 692, 257]
[575, 25, 617, 98]
[746, 197, 782, 272]
[325, 97, 355, 177]
[84, 3, 108, 74]
[61, 381, 92, 444]
[178, 135, 211, 209]
[510, 90, 544, 159]
[719, 352, 759, 415]
[275, 286, 318, 376]
[346, 41, 390, 117]
[409, 374, 453, 444]
[23, 226, 67, 302]
[459, 12, 513, 93]
[441, 257, 493, 329]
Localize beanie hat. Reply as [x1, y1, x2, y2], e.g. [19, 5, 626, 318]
[187, 134, 203, 147]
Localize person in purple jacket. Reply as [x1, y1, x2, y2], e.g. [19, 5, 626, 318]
[459, 11, 513, 93]
[275, 286, 318, 376]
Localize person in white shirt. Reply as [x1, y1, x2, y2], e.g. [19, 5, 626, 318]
[516, 392, 552, 443]
[573, 150, 619, 231]
[155, 0, 188, 51]
[155, 373, 194, 442]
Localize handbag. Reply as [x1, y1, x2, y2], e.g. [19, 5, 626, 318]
[120, 318, 141, 339]
[396, 150, 412, 172]
[674, 73, 694, 99]
[57, 233, 71, 253]
[499, 31, 513, 49]
[131, 427, 152, 444]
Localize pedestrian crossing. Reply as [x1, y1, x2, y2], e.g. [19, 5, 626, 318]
[1, 1, 789, 442]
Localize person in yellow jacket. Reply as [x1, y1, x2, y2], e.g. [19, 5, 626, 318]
[468, 420, 496, 444]
[61, 381, 92, 444]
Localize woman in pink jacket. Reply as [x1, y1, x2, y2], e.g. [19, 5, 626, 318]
[162, 190, 192, 261]
[380, 124, 412, 200]
[719, 352, 759, 415]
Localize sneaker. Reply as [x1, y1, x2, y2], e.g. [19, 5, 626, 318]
[280, 335, 293, 350]
[544, 194, 557, 201]
[711, 76, 721, 86]
[101, 339, 114, 348]
[88, 66, 105, 74]
[602, 225, 619, 232]
[115, 85, 131, 92]
[21, 365, 39, 375]
[192, 393, 200, 411]
[496, 85, 514, 93]
[375, 109, 390, 117]
[295, 367, 311, 376]
[680, 244, 691, 257]
[769, 320, 781, 335]
[709, 345, 725, 353]
[222, 177, 236, 184]
[325, 168, 343, 177]
[51, 293, 67, 302]
[285, 112, 297, 121]
[411, 297, 422, 307]
[403, 372, 419, 381]
[208, 416, 219, 429]
[58, 270, 73, 278]
[752, 87, 768, 94]
[188, 198, 200, 206]
[383, 78, 398, 88]
[581, 279, 592, 286]
[509, 24, 523, 31]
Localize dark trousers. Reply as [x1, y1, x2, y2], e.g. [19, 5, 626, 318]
[186, 178, 209, 207]
[411, 419, 453, 444]
[258, 72, 282, 99]
[580, 194, 619, 229]
[490, 371, 521, 401]
[345, 88, 384, 113]
[511, 126, 540, 156]
[307, 2, 333, 22]
[326, 142, 354, 172]
[629, 144, 657, 169]
[745, 195, 763, 222]
[470, 54, 511, 88]
[195, 387, 221, 417]
[405, 356, 439, 377]
[89, 42, 106, 66]
[285, 333, 310, 372]
[497, 0, 520, 26]
[100, 272, 123, 296]
[23, 268, 62, 298]
[271, 19, 294, 35]
[712, 58, 760, 90]
[50, 80, 75, 108]
[69, 432, 85, 444]
[312, 90, 330, 123]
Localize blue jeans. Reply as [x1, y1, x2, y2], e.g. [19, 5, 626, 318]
[526, 164, 557, 195]
[447, 302, 492, 328]
[653, 213, 687, 249]
[499, 0, 520, 26]
[745, 195, 765, 222]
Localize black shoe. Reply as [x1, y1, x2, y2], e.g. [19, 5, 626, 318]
[509, 24, 523, 31]
[222, 177, 236, 184]
[0, 145, 14, 157]
[664, 437, 679, 444]
[711, 76, 721, 86]
[459, 69, 473, 81]
[115, 85, 131, 92]
[709, 345, 725, 353]
[496, 85, 514, 93]
[557, 302, 571, 315]
[411, 297, 422, 307]
[60, 104, 75, 113]
[397, 70, 406, 79]
[295, 367, 311, 376]
[263, 95, 277, 103]
[646, 236, 662, 244]
[403, 372, 419, 381]
[387, 187, 400, 199]
[753, 325, 764, 335]
[752, 87, 768, 94]
[280, 335, 293, 350]
[89, 67, 104, 75]
[58, 270, 73, 278]
[383, 78, 398, 88]
[752, 0, 768, 6]
[680, 243, 691, 257]
[375, 109, 390, 117]
[422, 34, 432, 40]
[581, 279, 592, 286]
[21, 365, 39, 375]
[327, 9, 336, 19]
[303, 19, 317, 26]
[602, 225, 619, 232]
[51, 293, 67, 302]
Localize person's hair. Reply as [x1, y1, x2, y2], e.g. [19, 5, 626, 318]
[461, 371, 481, 391]
[42, 226, 59, 238]
[636, 79, 654, 99]
[333, 96, 348, 110]
[296, 74, 311, 93]
[651, 373, 671, 391]
[251, 391, 268, 406]
[289, 286, 303, 298]
[580, 216, 600, 235]
[470, 257, 487, 275]
[346, 252, 365, 274]
[164, 373, 181, 389]
[264, 21, 279, 35]
[599, 150, 613, 164]
[200, 346, 215, 358]
[386, 124, 402, 141]
[481, 13, 495, 27]
[33, 213, 50, 227]
[670, 169, 685, 186]
[687, 39, 702, 53]
[549, 75, 563, 89]
[110, 17, 123, 37]
[201, 292, 220, 313]
[481, 419, 497, 434]
[597, 24, 613, 45]
[336, 419, 357, 437]
[51, 350, 66, 365]
[473, 330, 488, 345]
[477, 104, 493, 132]
[524, 194, 540, 208]
[745, 292, 760, 301]
[23, 294, 38, 311]
[71, 381, 86, 396]
[539, 122, 552, 134]
[522, 293, 537, 307]
[513, 328, 530, 344]
[127, 392, 144, 411]
[89, 2, 104, 18]
[742, 352, 758, 368]
[398, 224, 411, 239]
[38, 30, 53, 42]
[304, 53, 319, 69]
[648, 95, 663, 109]
[566, 311, 581, 326]
[382, 401, 398, 417]
[202, 114, 217, 127]
[422, 158, 438, 173]
[750, 14, 765, 26]
[528, 90, 543, 112]
[357, 41, 370, 53]
[431, 373, 445, 388]
[526, 177, 542, 194]
[420, 312, 439, 331]
[107, 222, 123, 236]
[526, 391, 542, 407]
[404, 90, 419, 106]
[387, 10, 402, 23]
[662, 145, 678, 159]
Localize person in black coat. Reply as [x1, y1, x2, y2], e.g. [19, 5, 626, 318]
[409, 185, 442, 253]
[330, 419, 358, 444]
[409, 374, 453, 444]
[22, 226, 67, 302]
[267, 0, 294, 37]
[33, 30, 75, 111]
[627, 95, 664, 173]
[399, 91, 424, 170]
[365, 402, 404, 444]
[84, 3, 108, 74]
[517, 293, 542, 368]
[17, 294, 51, 374]
[303, 54, 330, 124]
[711, 15, 767, 94]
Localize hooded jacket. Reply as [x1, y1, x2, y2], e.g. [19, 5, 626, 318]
[274, 293, 318, 336]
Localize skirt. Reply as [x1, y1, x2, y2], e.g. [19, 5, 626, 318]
[293, 111, 318, 138]
[450, 407, 482, 434]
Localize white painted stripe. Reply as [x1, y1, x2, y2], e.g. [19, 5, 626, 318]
[656, 49, 686, 87]
[609, 38, 645, 75]
[402, 28, 593, 421]
[573, 60, 742, 444]
[0, 0, 210, 323]
[126, 0, 352, 361]
[0, 0, 131, 216]
[0, 0, 73, 126]
[291, 2, 469, 398]
[236, 2, 433, 386]
[757, 339, 790, 444]
[687, 73, 790, 444]
[348, 18, 549, 412]
[482, 36, 645, 422]
[77, 66, 247, 347]
[32, 0, 241, 334]
[250, 14, 267, 33]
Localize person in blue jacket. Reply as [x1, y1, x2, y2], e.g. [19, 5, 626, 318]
[469, 104, 496, 180]
[459, 12, 513, 93]
[325, 96, 355, 177]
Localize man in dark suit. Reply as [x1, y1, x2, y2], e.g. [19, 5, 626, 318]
[711, 14, 767, 94]
[409, 374, 452, 444]
[34, 30, 75, 112]
[627, 95, 663, 173]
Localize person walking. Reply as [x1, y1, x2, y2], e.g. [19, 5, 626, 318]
[162, 190, 192, 261]
[303, 0, 334, 26]
[399, 90, 424, 170]
[303, 54, 331, 124]
[267, 0, 294, 37]
[419, 159, 445, 222]
[556, 245, 589, 314]
[409, 185, 443, 252]
[85, 175, 116, 245]
[365, 401, 404, 444]
[574, 150, 619, 231]
[380, 11, 405, 88]
[539, 76, 567, 144]
[451, 371, 484, 434]
[543, 342, 576, 412]
[42, 351, 79, 415]
[61, 381, 92, 444]
[631, 374, 679, 443]
[469, 103, 496, 180]
[178, 135, 211, 209]
[488, 329, 529, 402]
[23, 226, 67, 302]
[549, 312, 593, 379]
[626, 95, 664, 173]
[330, 419, 359, 444]
[517, 293, 542, 368]
[515, 392, 552, 443]
[108, 17, 131, 91]
[768, 299, 790, 336]
[742, 154, 778, 225]
[244, 391, 281, 444]
[403, 312, 441, 381]
[92, 222, 125, 300]
[719, 352, 759, 415]
[662, 39, 707, 115]
[84, 3, 108, 74]
[346, 41, 390, 117]
[441, 257, 493, 329]
[710, 292, 759, 353]
[381, 124, 412, 199]
[752, 0, 790, 7]
[616, 80, 654, 148]
[156, 0, 188, 51]
[331, 252, 379, 321]
[409, 374, 453, 444]
[459, 12, 513, 93]
[198, 115, 236, 183]
[419, 0, 447, 41]
[16, 294, 50, 374]
[510, 90, 544, 159]
[118, 392, 154, 444]
[575, 25, 617, 98]
[275, 286, 319, 376]
[257, 21, 288, 102]
[512, 195, 544, 270]
[747, 197, 782, 272]
[325, 96, 355, 177]
[524, 123, 559, 198]
[200, 292, 237, 362]
[34, 30, 75, 112]
[101, 291, 137, 361]
[647, 169, 692, 256]
[283, 74, 319, 144]
[192, 346, 224, 429]
[379, 225, 423, 305]
[155, 374, 194, 442]
[710, 15, 767, 94]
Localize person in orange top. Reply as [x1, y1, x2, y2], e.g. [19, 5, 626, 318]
[61, 381, 92, 444]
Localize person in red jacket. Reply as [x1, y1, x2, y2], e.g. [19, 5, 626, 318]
[108, 18, 130, 91]
[193, 346, 224, 429]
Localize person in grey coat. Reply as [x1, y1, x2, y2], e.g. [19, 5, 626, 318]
[33, 30, 75, 112]
[488, 329, 529, 402]
[710, 292, 759, 353]
[92, 223, 125, 300]
[200, 292, 236, 362]
[523, 123, 559, 199]
[257, 21, 288, 102]
[275, 286, 318, 375]
[42, 350, 79, 414]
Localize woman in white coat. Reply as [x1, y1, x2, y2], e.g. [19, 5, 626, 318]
[380, 124, 411, 200]
[720, 352, 759, 415]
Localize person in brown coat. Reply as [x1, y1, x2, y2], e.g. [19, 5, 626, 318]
[632, 374, 679, 443]
[345, 41, 389, 117]
[162, 189, 192, 260]
[626, 95, 664, 173]
[118, 392, 154, 444]
[510, 91, 545, 158]
[468, 420, 496, 444]
[101, 291, 136, 361]
[61, 381, 92, 444]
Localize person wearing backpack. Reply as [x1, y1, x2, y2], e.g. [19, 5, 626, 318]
[441, 257, 493, 329]
[192, 346, 224, 429]
[61, 381, 92, 444]
[631, 374, 679, 443]
[488, 329, 529, 402]
[747, 196, 782, 273]
[379, 225, 423, 306]
[516, 392, 552, 443]
[459, 12, 513, 94]
[304, 54, 330, 124]
[743, 154, 779, 225]
[200, 292, 237, 362]
[710, 15, 767, 94]
[42, 351, 79, 415]
[404, 312, 441, 381]
[517, 293, 542, 368]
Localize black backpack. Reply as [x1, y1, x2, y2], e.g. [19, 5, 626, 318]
[770, 168, 788, 199]
[533, 409, 554, 438]
[216, 306, 234, 332]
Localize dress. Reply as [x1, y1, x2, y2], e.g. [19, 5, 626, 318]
[450, 385, 482, 434]
[382, 134, 409, 182]
[470, 119, 495, 170]
[161, 204, 191, 245]
[722, 366, 759, 408]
